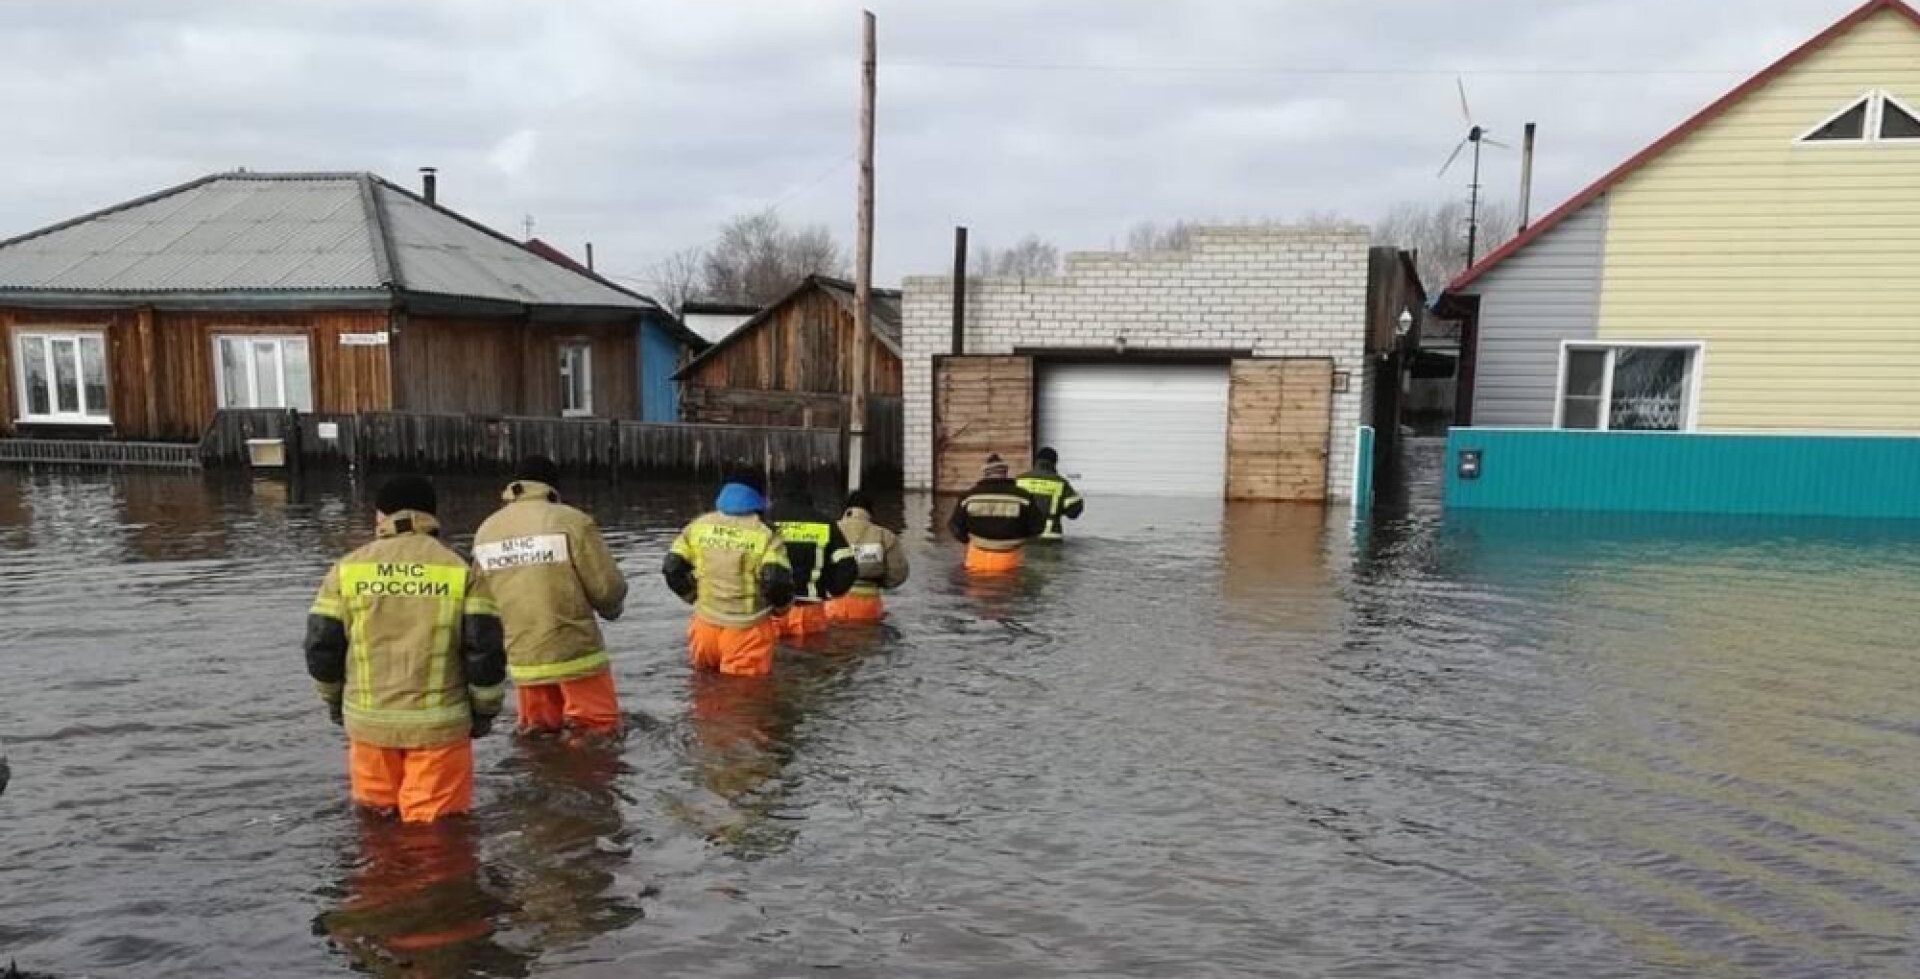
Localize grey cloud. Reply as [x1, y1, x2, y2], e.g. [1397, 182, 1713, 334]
[0, 0, 1875, 291]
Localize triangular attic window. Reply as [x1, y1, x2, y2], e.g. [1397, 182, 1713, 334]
[1803, 98, 1869, 141]
[1881, 95, 1920, 139]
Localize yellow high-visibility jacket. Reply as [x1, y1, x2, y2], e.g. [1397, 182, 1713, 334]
[472, 481, 628, 686]
[305, 511, 506, 749]
[663, 512, 794, 627]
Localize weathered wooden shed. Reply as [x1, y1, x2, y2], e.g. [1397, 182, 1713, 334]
[0, 170, 696, 440]
[674, 275, 902, 428]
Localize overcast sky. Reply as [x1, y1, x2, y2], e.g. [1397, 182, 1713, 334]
[0, 0, 1870, 293]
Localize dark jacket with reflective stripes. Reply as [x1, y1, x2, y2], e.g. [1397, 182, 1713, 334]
[948, 478, 1045, 551]
[772, 504, 859, 603]
[304, 511, 508, 749]
[1016, 464, 1085, 540]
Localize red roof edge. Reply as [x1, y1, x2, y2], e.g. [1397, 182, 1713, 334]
[1447, 0, 1920, 293]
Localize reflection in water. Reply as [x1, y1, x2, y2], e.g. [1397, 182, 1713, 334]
[677, 673, 807, 859]
[489, 738, 644, 957]
[4, 456, 1920, 977]
[317, 817, 527, 979]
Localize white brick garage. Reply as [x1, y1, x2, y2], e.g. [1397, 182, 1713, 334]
[901, 227, 1372, 500]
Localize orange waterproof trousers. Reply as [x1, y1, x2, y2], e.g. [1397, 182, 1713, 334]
[516, 670, 622, 735]
[688, 617, 780, 677]
[773, 602, 831, 639]
[826, 592, 886, 624]
[350, 739, 474, 824]
[965, 544, 1024, 574]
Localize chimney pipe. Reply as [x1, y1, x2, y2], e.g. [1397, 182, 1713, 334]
[420, 166, 438, 205]
[1518, 123, 1537, 232]
[585, 242, 596, 272]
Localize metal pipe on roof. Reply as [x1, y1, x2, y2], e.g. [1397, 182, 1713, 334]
[420, 166, 438, 205]
[1519, 123, 1537, 232]
[586, 242, 596, 272]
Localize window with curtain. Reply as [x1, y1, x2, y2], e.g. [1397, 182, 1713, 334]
[560, 343, 593, 417]
[15, 331, 110, 423]
[1557, 345, 1699, 432]
[214, 336, 313, 412]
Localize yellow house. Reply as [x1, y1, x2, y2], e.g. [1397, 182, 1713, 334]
[1443, 0, 1920, 517]
[1449, 0, 1920, 434]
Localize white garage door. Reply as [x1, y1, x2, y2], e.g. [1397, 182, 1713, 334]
[1036, 363, 1230, 497]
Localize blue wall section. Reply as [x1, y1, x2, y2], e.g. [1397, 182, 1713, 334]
[1444, 428, 1920, 518]
[639, 315, 683, 423]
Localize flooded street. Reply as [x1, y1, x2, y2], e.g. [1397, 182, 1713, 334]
[3, 446, 1918, 977]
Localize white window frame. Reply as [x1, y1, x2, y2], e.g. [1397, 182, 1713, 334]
[211, 334, 313, 412]
[1552, 341, 1705, 433]
[1794, 89, 1920, 145]
[13, 329, 112, 425]
[559, 342, 593, 418]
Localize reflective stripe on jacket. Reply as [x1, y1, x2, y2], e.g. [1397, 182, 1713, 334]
[948, 478, 1044, 552]
[669, 512, 792, 627]
[837, 507, 909, 597]
[472, 481, 629, 686]
[1017, 468, 1084, 540]
[774, 510, 858, 604]
[306, 511, 507, 749]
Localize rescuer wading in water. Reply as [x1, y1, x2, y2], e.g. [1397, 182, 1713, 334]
[472, 456, 629, 736]
[1017, 447, 1085, 542]
[827, 490, 910, 623]
[949, 455, 1046, 574]
[304, 476, 507, 823]
[662, 473, 796, 677]
[769, 485, 858, 639]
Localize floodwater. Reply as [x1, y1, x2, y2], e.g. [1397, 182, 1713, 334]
[2, 443, 1918, 978]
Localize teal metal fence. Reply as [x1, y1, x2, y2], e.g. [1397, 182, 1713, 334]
[1444, 428, 1920, 519]
[1351, 425, 1375, 521]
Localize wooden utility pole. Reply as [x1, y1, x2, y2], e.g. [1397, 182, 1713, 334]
[848, 9, 877, 492]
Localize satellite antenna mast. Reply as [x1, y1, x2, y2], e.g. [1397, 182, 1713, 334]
[1438, 77, 1510, 267]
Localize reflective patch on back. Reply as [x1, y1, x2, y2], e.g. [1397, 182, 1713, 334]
[777, 521, 832, 546]
[854, 543, 885, 564]
[474, 533, 571, 572]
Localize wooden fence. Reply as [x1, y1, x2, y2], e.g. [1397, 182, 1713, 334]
[199, 410, 847, 480]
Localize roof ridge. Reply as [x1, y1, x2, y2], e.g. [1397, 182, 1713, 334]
[0, 172, 227, 252]
[370, 174, 658, 309]
[354, 173, 401, 290]
[1449, 0, 1920, 292]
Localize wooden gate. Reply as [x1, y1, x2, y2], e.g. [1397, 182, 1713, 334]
[1226, 358, 1332, 501]
[933, 355, 1032, 494]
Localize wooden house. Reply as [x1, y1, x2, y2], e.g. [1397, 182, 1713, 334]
[0, 170, 700, 440]
[1440, 0, 1920, 516]
[522, 238, 709, 422]
[674, 275, 902, 428]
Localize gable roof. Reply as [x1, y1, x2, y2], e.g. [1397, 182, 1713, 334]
[672, 274, 903, 381]
[1450, 0, 1920, 292]
[0, 171, 654, 313]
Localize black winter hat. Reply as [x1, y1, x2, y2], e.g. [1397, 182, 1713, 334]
[515, 454, 562, 488]
[1037, 447, 1059, 465]
[376, 475, 438, 516]
[845, 490, 875, 512]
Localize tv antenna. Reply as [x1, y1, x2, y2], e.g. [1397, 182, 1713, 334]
[1438, 78, 1509, 267]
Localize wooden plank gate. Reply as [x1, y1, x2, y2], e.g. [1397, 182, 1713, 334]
[1226, 358, 1333, 501]
[933, 355, 1033, 494]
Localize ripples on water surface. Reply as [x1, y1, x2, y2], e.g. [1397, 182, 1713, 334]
[1, 446, 1917, 977]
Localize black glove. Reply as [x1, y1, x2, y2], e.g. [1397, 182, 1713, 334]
[327, 702, 343, 727]
[471, 710, 497, 739]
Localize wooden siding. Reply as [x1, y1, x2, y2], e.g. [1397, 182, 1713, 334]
[1598, 8, 1920, 430]
[682, 288, 902, 403]
[393, 315, 637, 420]
[0, 307, 392, 440]
[933, 355, 1032, 494]
[1226, 358, 1332, 501]
[1462, 198, 1608, 427]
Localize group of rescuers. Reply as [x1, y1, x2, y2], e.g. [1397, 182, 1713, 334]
[303, 449, 1084, 823]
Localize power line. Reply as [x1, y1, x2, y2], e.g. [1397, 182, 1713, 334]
[890, 59, 1749, 77]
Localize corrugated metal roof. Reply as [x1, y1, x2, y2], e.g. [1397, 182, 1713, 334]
[0, 171, 658, 311]
[0, 175, 383, 293]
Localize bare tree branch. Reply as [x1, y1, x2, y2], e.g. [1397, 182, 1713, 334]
[1372, 199, 1519, 290]
[972, 234, 1061, 278]
[700, 209, 847, 305]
